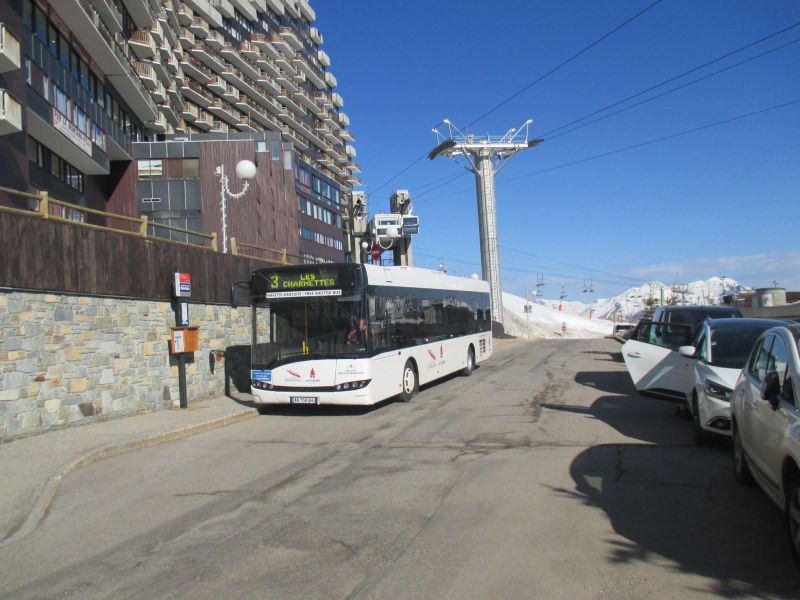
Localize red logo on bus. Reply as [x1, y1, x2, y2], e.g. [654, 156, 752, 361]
[427, 349, 436, 360]
[288, 370, 301, 378]
[310, 368, 316, 378]
[440, 344, 444, 357]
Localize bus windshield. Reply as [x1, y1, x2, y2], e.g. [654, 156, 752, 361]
[253, 293, 365, 365]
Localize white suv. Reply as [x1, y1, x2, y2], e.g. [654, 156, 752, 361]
[731, 323, 800, 562]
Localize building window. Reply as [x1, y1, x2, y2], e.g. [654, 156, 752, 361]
[271, 141, 281, 161]
[137, 159, 163, 180]
[183, 159, 199, 179]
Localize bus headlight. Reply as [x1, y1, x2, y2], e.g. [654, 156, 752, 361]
[252, 381, 273, 390]
[335, 380, 371, 391]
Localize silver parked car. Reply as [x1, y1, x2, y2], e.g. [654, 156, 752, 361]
[679, 318, 787, 444]
[731, 323, 800, 563]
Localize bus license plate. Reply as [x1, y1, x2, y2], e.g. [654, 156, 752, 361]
[290, 396, 318, 405]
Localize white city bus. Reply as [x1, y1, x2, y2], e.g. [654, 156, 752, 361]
[246, 263, 493, 407]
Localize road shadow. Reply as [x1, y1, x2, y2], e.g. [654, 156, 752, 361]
[560, 443, 800, 597]
[574, 370, 634, 395]
[582, 349, 624, 363]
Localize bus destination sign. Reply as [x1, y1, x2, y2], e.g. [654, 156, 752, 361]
[267, 271, 338, 290]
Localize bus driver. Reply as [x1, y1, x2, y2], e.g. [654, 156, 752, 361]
[346, 318, 367, 346]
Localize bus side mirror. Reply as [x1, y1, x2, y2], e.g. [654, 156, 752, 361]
[230, 285, 240, 308]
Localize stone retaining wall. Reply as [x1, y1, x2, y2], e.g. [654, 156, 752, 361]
[0, 290, 250, 440]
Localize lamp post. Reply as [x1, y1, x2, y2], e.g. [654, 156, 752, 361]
[214, 159, 256, 253]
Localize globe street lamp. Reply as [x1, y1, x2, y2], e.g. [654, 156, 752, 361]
[214, 159, 256, 253]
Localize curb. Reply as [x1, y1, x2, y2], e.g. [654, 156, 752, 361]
[0, 407, 258, 548]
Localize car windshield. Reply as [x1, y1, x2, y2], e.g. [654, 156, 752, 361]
[709, 326, 774, 369]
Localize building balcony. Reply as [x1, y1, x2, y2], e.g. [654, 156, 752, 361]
[189, 17, 209, 38]
[265, 0, 285, 15]
[348, 161, 362, 173]
[220, 45, 260, 80]
[294, 88, 318, 113]
[181, 82, 213, 108]
[316, 49, 330, 68]
[274, 53, 295, 75]
[133, 61, 157, 90]
[236, 119, 257, 132]
[338, 111, 350, 127]
[309, 27, 323, 45]
[177, 4, 194, 26]
[185, 0, 225, 28]
[182, 101, 199, 121]
[178, 28, 195, 49]
[339, 129, 354, 142]
[151, 81, 167, 103]
[161, 103, 180, 126]
[208, 99, 240, 124]
[239, 40, 260, 61]
[190, 43, 225, 73]
[150, 60, 171, 85]
[222, 83, 238, 103]
[297, 0, 315, 21]
[277, 93, 305, 117]
[256, 74, 281, 97]
[322, 128, 338, 145]
[345, 144, 356, 158]
[283, 0, 300, 18]
[208, 75, 227, 94]
[279, 27, 303, 52]
[324, 114, 339, 131]
[276, 74, 297, 94]
[257, 55, 280, 79]
[179, 56, 210, 84]
[210, 119, 228, 133]
[205, 30, 225, 50]
[94, 0, 124, 34]
[149, 112, 169, 133]
[0, 90, 21, 136]
[150, 20, 163, 45]
[331, 92, 343, 108]
[293, 57, 325, 89]
[124, 0, 156, 29]
[50, 0, 158, 122]
[270, 35, 294, 57]
[167, 83, 185, 111]
[250, 34, 280, 60]
[0, 25, 20, 74]
[194, 111, 213, 129]
[325, 71, 337, 88]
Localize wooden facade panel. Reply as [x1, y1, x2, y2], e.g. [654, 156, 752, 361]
[0, 211, 266, 303]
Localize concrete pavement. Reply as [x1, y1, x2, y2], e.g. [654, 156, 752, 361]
[0, 393, 257, 548]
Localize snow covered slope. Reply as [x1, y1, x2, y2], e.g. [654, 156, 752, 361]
[502, 292, 614, 339]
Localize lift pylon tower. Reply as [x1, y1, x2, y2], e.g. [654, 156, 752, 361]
[429, 119, 542, 326]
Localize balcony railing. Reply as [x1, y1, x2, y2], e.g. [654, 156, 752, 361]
[0, 186, 217, 250]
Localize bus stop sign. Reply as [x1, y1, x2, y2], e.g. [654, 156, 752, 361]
[370, 244, 381, 262]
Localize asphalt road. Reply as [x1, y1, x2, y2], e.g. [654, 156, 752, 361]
[1, 338, 799, 599]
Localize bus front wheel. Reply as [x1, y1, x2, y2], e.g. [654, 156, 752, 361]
[399, 361, 418, 402]
[461, 347, 475, 376]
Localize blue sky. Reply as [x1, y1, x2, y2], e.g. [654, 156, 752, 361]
[314, 0, 800, 301]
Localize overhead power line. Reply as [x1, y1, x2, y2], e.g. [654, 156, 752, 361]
[541, 20, 800, 139]
[548, 36, 800, 141]
[501, 98, 800, 184]
[466, 0, 664, 128]
[417, 97, 800, 203]
[369, 0, 663, 202]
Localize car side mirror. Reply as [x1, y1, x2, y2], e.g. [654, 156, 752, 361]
[761, 370, 781, 409]
[678, 345, 696, 358]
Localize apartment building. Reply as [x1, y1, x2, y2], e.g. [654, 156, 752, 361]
[0, 0, 359, 263]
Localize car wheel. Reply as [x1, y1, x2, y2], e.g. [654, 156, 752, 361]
[692, 394, 709, 446]
[399, 360, 418, 402]
[461, 347, 475, 376]
[785, 475, 800, 566]
[732, 421, 755, 486]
